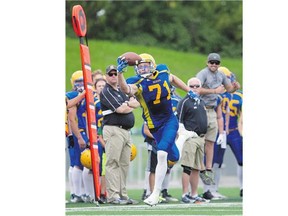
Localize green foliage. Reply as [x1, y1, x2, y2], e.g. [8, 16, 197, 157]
[66, 0, 242, 58]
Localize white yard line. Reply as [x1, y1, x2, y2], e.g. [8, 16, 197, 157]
[66, 202, 242, 212]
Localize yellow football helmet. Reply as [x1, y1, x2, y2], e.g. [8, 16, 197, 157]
[70, 70, 84, 91]
[135, 53, 156, 78]
[130, 143, 137, 161]
[167, 160, 177, 168]
[218, 66, 236, 82]
[80, 148, 92, 169]
[218, 66, 232, 78]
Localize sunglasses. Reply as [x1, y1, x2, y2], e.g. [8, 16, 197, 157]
[209, 61, 220, 65]
[107, 73, 117, 77]
[189, 85, 200, 88]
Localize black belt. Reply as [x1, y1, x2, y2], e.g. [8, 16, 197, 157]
[196, 132, 205, 137]
[115, 125, 131, 131]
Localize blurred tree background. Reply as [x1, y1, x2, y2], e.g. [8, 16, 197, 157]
[66, 0, 242, 58]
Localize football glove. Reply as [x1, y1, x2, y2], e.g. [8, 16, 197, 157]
[67, 135, 74, 148]
[188, 90, 200, 104]
[216, 131, 227, 149]
[216, 133, 224, 144]
[117, 56, 128, 73]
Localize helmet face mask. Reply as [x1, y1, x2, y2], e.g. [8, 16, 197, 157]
[135, 53, 156, 78]
[73, 79, 84, 92]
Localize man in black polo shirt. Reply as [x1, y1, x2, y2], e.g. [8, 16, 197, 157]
[100, 65, 140, 204]
[176, 77, 209, 204]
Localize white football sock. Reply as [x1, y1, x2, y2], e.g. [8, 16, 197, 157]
[213, 163, 221, 192]
[72, 167, 83, 196]
[237, 165, 243, 189]
[144, 170, 151, 194]
[161, 169, 172, 190]
[68, 166, 74, 195]
[152, 150, 168, 196]
[82, 167, 94, 198]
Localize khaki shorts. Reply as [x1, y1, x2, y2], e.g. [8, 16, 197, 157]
[180, 136, 205, 171]
[205, 109, 218, 142]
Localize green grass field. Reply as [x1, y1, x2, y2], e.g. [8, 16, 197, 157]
[65, 188, 242, 215]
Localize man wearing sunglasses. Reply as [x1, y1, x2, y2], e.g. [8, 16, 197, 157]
[100, 65, 140, 205]
[176, 77, 209, 204]
[193, 53, 240, 200]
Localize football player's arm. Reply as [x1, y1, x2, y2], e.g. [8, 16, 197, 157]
[225, 104, 230, 135]
[169, 74, 190, 92]
[66, 90, 86, 108]
[117, 73, 138, 96]
[68, 106, 86, 148]
[143, 123, 154, 139]
[98, 135, 105, 148]
[216, 104, 224, 134]
[223, 77, 241, 93]
[238, 110, 243, 136]
[216, 104, 226, 145]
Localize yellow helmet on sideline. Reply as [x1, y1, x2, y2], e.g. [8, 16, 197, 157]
[70, 70, 83, 87]
[80, 148, 92, 169]
[167, 160, 177, 168]
[218, 66, 231, 78]
[130, 143, 137, 161]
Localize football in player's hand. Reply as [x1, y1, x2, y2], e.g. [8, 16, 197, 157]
[120, 52, 142, 66]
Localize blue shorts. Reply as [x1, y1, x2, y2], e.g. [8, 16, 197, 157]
[98, 141, 104, 176]
[227, 130, 243, 166]
[72, 131, 89, 169]
[151, 114, 179, 162]
[211, 130, 243, 167]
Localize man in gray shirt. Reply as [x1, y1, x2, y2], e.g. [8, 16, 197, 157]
[194, 53, 240, 199]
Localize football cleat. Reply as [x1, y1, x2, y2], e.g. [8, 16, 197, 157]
[202, 190, 214, 200]
[143, 194, 160, 206]
[211, 191, 227, 200]
[190, 196, 210, 204]
[181, 193, 194, 203]
[70, 194, 84, 203]
[161, 189, 178, 202]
